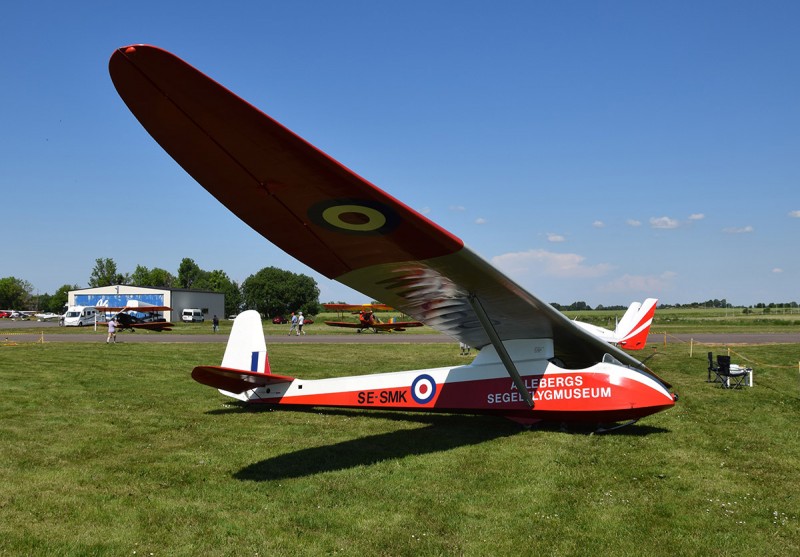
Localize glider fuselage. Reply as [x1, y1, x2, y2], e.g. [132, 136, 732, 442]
[207, 338, 675, 424]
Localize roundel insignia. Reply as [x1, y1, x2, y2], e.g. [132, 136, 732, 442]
[308, 199, 400, 236]
[410, 374, 437, 405]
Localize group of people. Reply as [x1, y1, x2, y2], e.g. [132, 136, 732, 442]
[288, 311, 306, 336]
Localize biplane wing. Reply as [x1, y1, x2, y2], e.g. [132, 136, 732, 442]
[109, 44, 659, 373]
[324, 320, 424, 332]
[96, 305, 174, 332]
[323, 303, 395, 312]
[127, 321, 174, 332]
[97, 306, 172, 313]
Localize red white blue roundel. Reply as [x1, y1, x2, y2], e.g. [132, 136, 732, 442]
[411, 374, 437, 405]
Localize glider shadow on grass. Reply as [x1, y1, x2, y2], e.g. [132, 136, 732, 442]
[224, 407, 668, 481]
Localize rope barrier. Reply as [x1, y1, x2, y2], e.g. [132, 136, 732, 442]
[663, 332, 798, 370]
[0, 331, 46, 344]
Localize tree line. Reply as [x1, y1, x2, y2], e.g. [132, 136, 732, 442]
[4, 269, 795, 317]
[1, 257, 321, 318]
[552, 299, 799, 311]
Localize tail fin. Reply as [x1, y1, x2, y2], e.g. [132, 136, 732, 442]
[191, 311, 295, 398]
[616, 298, 658, 350]
[221, 310, 270, 374]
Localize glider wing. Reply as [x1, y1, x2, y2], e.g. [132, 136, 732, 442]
[109, 45, 653, 373]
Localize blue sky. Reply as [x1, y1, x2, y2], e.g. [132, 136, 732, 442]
[2, 1, 798, 307]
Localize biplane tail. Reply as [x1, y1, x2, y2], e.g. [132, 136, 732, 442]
[615, 298, 658, 350]
[192, 311, 296, 399]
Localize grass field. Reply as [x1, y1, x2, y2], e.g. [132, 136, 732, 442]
[1, 339, 799, 556]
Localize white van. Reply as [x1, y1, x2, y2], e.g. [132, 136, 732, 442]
[182, 308, 204, 323]
[63, 306, 98, 327]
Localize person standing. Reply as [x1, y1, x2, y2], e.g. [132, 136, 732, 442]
[297, 311, 305, 335]
[212, 315, 219, 333]
[106, 317, 119, 344]
[288, 312, 297, 336]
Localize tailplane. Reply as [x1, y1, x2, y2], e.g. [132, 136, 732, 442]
[615, 298, 658, 350]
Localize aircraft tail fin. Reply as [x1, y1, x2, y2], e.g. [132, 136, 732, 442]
[615, 298, 658, 350]
[220, 310, 271, 374]
[191, 310, 296, 397]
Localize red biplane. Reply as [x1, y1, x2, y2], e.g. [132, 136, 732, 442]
[110, 45, 676, 427]
[323, 303, 423, 333]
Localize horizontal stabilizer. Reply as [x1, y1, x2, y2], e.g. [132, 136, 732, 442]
[191, 365, 295, 394]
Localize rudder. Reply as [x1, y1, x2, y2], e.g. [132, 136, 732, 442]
[221, 310, 271, 373]
[617, 298, 658, 350]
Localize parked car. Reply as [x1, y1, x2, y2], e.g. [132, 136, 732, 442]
[272, 315, 313, 325]
[181, 308, 204, 322]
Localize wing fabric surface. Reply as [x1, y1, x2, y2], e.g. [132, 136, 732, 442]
[109, 45, 654, 373]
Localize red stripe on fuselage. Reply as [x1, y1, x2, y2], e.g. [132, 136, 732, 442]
[246, 370, 673, 422]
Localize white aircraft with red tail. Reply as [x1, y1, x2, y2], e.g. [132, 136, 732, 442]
[574, 298, 658, 351]
[109, 45, 677, 427]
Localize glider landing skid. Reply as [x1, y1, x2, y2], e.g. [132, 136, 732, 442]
[593, 419, 639, 434]
[505, 416, 639, 434]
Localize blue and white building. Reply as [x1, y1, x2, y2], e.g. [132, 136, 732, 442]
[68, 285, 224, 323]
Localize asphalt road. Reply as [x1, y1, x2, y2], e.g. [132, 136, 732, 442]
[2, 319, 798, 345]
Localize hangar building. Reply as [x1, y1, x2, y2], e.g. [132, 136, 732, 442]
[68, 285, 224, 323]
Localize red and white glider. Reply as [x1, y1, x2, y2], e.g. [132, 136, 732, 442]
[109, 45, 676, 425]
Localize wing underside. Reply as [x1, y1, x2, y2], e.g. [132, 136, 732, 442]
[109, 45, 657, 374]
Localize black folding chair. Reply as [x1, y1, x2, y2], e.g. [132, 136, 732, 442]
[707, 352, 723, 383]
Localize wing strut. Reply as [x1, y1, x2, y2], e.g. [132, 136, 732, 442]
[467, 294, 534, 409]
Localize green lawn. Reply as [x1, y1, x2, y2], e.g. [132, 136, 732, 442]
[1, 340, 798, 556]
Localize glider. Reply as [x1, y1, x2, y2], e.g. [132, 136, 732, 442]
[323, 303, 424, 333]
[574, 298, 658, 350]
[110, 45, 676, 425]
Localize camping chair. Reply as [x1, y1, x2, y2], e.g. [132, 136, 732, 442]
[717, 355, 750, 388]
[707, 352, 723, 383]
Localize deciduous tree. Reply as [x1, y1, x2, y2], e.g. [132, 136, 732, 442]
[0, 277, 33, 309]
[177, 258, 203, 289]
[130, 265, 176, 288]
[88, 258, 127, 287]
[242, 267, 320, 317]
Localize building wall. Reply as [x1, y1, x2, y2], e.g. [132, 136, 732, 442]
[171, 290, 225, 322]
[68, 286, 224, 323]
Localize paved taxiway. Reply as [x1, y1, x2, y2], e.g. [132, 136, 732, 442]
[2, 320, 797, 345]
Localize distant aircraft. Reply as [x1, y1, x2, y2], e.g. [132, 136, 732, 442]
[323, 303, 424, 333]
[2, 310, 31, 319]
[34, 312, 62, 322]
[573, 299, 658, 351]
[96, 305, 174, 332]
[111, 45, 676, 426]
